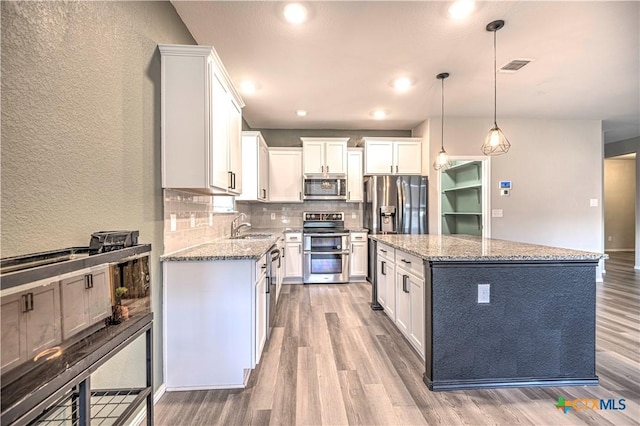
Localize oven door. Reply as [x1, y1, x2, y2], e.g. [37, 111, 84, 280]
[303, 251, 349, 284]
[303, 233, 347, 251]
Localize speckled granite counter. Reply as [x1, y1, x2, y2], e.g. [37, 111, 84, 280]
[161, 235, 278, 261]
[369, 234, 604, 262]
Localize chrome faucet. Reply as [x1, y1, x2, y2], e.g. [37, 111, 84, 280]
[231, 213, 252, 237]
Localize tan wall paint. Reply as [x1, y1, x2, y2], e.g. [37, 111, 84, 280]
[604, 159, 636, 250]
[1, 1, 196, 390]
[419, 118, 604, 258]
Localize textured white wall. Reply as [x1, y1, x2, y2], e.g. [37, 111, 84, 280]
[420, 118, 604, 257]
[604, 158, 636, 250]
[1, 1, 195, 391]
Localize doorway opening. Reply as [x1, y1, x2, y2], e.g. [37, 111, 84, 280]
[604, 153, 636, 270]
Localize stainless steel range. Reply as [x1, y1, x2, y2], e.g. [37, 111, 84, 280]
[302, 212, 349, 284]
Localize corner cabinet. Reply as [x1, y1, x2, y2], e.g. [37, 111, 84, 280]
[159, 44, 245, 195]
[237, 131, 269, 202]
[268, 148, 303, 203]
[347, 148, 363, 202]
[301, 138, 348, 176]
[363, 137, 422, 175]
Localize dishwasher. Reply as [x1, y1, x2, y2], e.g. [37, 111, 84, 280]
[266, 246, 281, 338]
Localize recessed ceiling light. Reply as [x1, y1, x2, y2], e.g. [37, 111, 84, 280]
[284, 3, 308, 24]
[448, 0, 475, 20]
[296, 110, 307, 117]
[240, 80, 257, 94]
[372, 110, 387, 120]
[392, 77, 414, 92]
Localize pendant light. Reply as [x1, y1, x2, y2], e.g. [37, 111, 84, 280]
[433, 72, 453, 171]
[481, 19, 511, 156]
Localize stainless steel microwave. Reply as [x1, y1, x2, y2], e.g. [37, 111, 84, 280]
[303, 178, 347, 200]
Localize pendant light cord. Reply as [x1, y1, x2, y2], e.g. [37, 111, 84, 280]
[441, 77, 445, 151]
[493, 29, 497, 127]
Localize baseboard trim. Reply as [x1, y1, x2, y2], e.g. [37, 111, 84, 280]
[130, 383, 166, 426]
[423, 374, 599, 391]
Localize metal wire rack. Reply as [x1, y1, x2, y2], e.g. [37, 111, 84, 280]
[30, 389, 145, 426]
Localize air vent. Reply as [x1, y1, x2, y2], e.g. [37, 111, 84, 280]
[498, 59, 532, 73]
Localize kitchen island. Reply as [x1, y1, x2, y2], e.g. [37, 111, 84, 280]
[369, 234, 605, 392]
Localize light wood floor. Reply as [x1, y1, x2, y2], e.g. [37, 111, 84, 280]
[155, 253, 640, 425]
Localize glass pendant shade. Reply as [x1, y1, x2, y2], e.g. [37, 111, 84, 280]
[481, 124, 510, 155]
[433, 148, 453, 170]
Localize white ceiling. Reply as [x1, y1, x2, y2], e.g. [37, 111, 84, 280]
[171, 1, 640, 144]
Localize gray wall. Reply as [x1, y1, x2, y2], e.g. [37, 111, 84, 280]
[419, 118, 604, 274]
[1, 1, 196, 391]
[604, 158, 636, 250]
[253, 128, 410, 147]
[605, 137, 640, 267]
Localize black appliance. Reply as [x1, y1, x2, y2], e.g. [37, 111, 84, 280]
[266, 247, 280, 337]
[89, 231, 139, 254]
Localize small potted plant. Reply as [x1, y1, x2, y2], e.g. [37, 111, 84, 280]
[112, 287, 129, 324]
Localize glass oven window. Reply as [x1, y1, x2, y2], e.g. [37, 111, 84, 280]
[310, 236, 342, 251]
[310, 253, 343, 274]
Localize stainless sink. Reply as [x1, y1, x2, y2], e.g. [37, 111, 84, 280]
[230, 234, 274, 240]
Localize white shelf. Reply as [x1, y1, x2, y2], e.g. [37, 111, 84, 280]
[443, 183, 482, 193]
[442, 212, 482, 216]
[443, 161, 480, 173]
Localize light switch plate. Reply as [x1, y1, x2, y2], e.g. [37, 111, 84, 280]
[492, 209, 503, 218]
[170, 214, 177, 232]
[590, 198, 599, 207]
[190, 214, 196, 228]
[478, 284, 490, 304]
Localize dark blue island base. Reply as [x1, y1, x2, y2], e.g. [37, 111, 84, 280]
[422, 260, 599, 391]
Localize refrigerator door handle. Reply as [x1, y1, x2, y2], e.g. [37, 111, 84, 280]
[397, 177, 404, 234]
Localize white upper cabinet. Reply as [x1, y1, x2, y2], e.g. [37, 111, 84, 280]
[301, 138, 348, 176]
[237, 131, 268, 202]
[268, 148, 303, 203]
[347, 148, 363, 202]
[363, 137, 422, 175]
[159, 44, 244, 195]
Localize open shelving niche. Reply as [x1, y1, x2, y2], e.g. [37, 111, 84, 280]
[441, 160, 483, 236]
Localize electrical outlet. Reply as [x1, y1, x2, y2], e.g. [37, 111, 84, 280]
[170, 214, 177, 232]
[477, 284, 490, 304]
[590, 198, 599, 207]
[351, 212, 357, 219]
[190, 214, 196, 228]
[608, 236, 613, 242]
[271, 213, 276, 220]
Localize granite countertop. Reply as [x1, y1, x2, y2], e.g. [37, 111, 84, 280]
[369, 234, 606, 262]
[162, 233, 280, 261]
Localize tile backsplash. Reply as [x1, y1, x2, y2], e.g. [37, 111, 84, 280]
[163, 189, 250, 253]
[163, 189, 363, 254]
[243, 201, 363, 229]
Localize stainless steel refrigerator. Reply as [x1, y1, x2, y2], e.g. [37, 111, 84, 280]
[363, 175, 428, 309]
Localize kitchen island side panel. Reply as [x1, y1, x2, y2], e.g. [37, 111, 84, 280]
[428, 262, 597, 389]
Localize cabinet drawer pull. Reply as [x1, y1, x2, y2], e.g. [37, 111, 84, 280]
[354, 236, 363, 240]
[401, 259, 411, 264]
[380, 249, 387, 253]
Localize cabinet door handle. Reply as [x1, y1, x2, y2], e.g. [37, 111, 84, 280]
[403, 275, 409, 293]
[232, 172, 237, 189]
[228, 171, 233, 189]
[321, 165, 324, 173]
[22, 294, 29, 313]
[381, 261, 386, 276]
[298, 245, 301, 254]
[282, 247, 285, 258]
[348, 191, 351, 200]
[262, 188, 267, 199]
[29, 293, 34, 311]
[396, 165, 398, 173]
[327, 165, 330, 173]
[390, 165, 393, 173]
[351, 244, 354, 252]
[84, 274, 91, 289]
[299, 192, 302, 201]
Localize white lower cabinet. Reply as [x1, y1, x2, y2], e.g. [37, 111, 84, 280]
[255, 255, 268, 364]
[376, 243, 425, 359]
[164, 256, 268, 390]
[1, 282, 62, 374]
[60, 266, 111, 340]
[349, 232, 368, 279]
[283, 232, 303, 283]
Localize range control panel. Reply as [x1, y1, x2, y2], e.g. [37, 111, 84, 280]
[303, 212, 344, 221]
